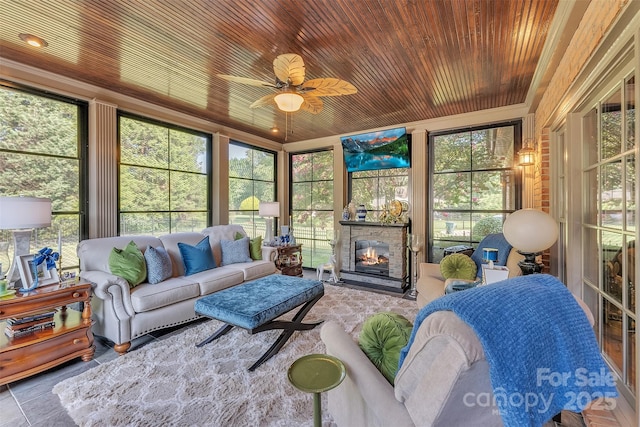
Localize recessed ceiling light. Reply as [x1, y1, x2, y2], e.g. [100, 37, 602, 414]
[19, 33, 48, 48]
[271, 127, 279, 133]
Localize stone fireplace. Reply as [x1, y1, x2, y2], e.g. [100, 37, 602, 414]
[339, 221, 409, 292]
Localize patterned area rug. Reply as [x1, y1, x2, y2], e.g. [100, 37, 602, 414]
[53, 283, 418, 427]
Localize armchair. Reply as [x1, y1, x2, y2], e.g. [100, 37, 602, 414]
[320, 275, 607, 427]
[415, 233, 524, 307]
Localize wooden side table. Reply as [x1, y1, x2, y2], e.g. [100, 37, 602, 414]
[274, 244, 303, 277]
[0, 282, 95, 385]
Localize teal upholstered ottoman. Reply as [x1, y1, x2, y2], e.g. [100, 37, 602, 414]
[195, 275, 324, 371]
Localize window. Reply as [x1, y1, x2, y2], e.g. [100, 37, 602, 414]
[429, 121, 521, 262]
[228, 142, 277, 238]
[582, 74, 636, 397]
[349, 168, 409, 221]
[0, 82, 88, 274]
[291, 150, 334, 268]
[118, 114, 210, 235]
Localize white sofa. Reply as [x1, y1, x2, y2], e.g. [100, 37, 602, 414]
[77, 225, 277, 354]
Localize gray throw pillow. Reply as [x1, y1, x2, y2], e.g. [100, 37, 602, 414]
[220, 237, 253, 265]
[144, 246, 173, 284]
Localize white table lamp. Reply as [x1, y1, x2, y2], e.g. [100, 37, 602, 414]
[259, 201, 280, 243]
[502, 209, 558, 275]
[0, 197, 52, 285]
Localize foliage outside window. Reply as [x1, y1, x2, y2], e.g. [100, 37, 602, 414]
[349, 168, 409, 221]
[0, 83, 87, 274]
[119, 114, 210, 235]
[229, 142, 276, 238]
[429, 122, 521, 262]
[582, 74, 636, 395]
[291, 150, 334, 268]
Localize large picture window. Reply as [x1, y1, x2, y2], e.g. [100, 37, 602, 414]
[118, 114, 210, 235]
[0, 82, 88, 274]
[291, 150, 334, 268]
[228, 142, 277, 238]
[429, 121, 521, 262]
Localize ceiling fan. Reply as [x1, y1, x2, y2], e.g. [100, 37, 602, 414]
[216, 53, 357, 114]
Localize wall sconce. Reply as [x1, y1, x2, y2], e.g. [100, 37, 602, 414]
[518, 139, 536, 166]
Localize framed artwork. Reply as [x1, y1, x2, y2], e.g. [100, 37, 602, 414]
[16, 254, 60, 289]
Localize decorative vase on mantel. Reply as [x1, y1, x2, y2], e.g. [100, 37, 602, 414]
[356, 204, 367, 222]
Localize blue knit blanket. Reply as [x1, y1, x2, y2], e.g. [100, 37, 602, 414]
[398, 275, 618, 427]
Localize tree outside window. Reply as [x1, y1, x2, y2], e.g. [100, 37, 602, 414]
[0, 84, 87, 274]
[429, 122, 521, 262]
[119, 114, 210, 235]
[229, 142, 276, 238]
[291, 150, 334, 268]
[350, 168, 409, 221]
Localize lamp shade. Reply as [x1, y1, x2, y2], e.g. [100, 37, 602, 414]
[502, 209, 558, 253]
[259, 201, 280, 217]
[0, 197, 52, 229]
[518, 146, 535, 166]
[274, 93, 304, 112]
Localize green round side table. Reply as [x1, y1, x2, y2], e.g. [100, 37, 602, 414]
[288, 354, 346, 427]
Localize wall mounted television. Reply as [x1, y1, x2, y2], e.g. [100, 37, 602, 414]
[340, 127, 411, 173]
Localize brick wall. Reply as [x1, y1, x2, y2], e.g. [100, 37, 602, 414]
[533, 0, 629, 271]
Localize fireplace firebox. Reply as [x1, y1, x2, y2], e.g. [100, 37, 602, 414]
[340, 220, 409, 293]
[355, 240, 390, 276]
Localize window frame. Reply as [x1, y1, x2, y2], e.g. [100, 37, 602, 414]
[427, 120, 523, 262]
[228, 140, 277, 238]
[0, 80, 89, 273]
[116, 112, 212, 235]
[577, 67, 637, 399]
[290, 149, 335, 268]
[347, 168, 410, 221]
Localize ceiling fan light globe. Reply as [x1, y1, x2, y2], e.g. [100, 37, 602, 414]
[274, 93, 304, 112]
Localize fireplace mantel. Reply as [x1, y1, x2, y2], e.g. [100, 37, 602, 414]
[339, 221, 408, 227]
[339, 221, 409, 292]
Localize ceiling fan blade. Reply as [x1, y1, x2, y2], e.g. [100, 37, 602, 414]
[273, 54, 305, 86]
[250, 93, 277, 109]
[300, 78, 357, 96]
[216, 74, 276, 88]
[299, 95, 323, 114]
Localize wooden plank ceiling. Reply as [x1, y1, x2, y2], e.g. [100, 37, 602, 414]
[0, 0, 559, 143]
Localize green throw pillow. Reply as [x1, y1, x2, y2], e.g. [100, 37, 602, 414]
[109, 241, 147, 288]
[440, 253, 477, 281]
[250, 235, 262, 260]
[234, 231, 244, 240]
[358, 312, 413, 384]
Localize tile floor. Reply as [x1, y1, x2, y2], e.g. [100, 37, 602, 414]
[0, 273, 403, 427]
[0, 276, 585, 426]
[0, 321, 202, 427]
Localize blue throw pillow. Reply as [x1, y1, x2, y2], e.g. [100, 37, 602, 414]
[144, 246, 173, 284]
[470, 233, 512, 278]
[178, 236, 217, 276]
[220, 237, 253, 265]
